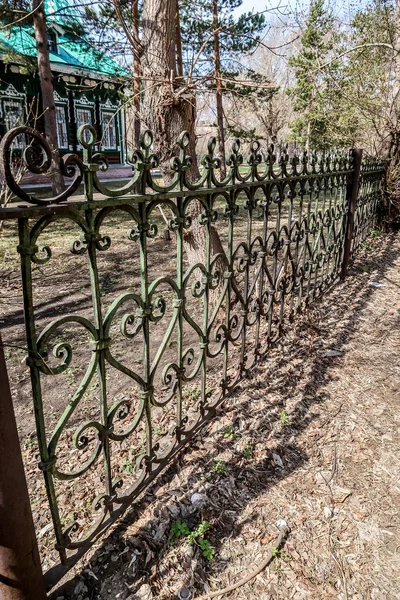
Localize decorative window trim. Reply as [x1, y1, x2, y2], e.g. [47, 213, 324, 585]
[73, 95, 96, 124]
[99, 98, 119, 112]
[54, 90, 68, 104]
[1, 84, 25, 99]
[0, 84, 26, 119]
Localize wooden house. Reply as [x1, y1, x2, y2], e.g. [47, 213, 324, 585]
[0, 0, 128, 164]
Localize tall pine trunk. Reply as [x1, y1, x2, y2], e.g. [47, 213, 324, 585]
[175, 0, 184, 79]
[32, 0, 64, 195]
[132, 0, 141, 148]
[142, 0, 226, 274]
[213, 0, 226, 177]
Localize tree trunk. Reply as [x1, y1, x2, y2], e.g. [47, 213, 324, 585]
[175, 0, 184, 80]
[213, 0, 226, 177]
[132, 0, 141, 148]
[32, 0, 64, 195]
[306, 120, 311, 152]
[142, 0, 226, 274]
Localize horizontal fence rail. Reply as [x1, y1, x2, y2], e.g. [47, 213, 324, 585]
[0, 125, 386, 590]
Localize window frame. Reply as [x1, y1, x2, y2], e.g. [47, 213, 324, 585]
[99, 99, 121, 153]
[0, 85, 26, 149]
[74, 96, 96, 149]
[100, 110, 118, 150]
[54, 92, 70, 150]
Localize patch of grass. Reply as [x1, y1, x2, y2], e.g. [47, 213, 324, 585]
[182, 385, 202, 401]
[169, 519, 215, 560]
[369, 228, 382, 237]
[213, 458, 229, 474]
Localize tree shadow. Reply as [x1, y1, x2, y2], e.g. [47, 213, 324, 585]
[41, 231, 398, 599]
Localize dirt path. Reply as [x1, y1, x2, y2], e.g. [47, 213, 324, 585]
[48, 231, 399, 600]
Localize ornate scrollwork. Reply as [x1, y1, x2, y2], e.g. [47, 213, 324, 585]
[3, 118, 386, 580]
[0, 126, 83, 205]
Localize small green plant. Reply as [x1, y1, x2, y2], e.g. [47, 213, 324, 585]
[169, 519, 191, 544]
[213, 458, 228, 474]
[124, 458, 135, 474]
[197, 538, 214, 560]
[222, 427, 235, 440]
[169, 520, 215, 560]
[243, 445, 253, 458]
[183, 385, 202, 401]
[279, 409, 289, 427]
[370, 228, 382, 238]
[272, 547, 291, 561]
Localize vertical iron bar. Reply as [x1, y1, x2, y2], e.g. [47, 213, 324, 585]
[138, 201, 152, 464]
[222, 191, 235, 392]
[201, 196, 211, 411]
[176, 197, 184, 439]
[0, 331, 47, 600]
[85, 208, 113, 510]
[341, 149, 363, 280]
[17, 218, 66, 563]
[254, 187, 269, 357]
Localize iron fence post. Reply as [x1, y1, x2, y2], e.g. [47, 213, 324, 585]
[341, 148, 363, 280]
[0, 332, 47, 600]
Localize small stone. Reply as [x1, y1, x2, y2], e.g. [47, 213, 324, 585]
[190, 492, 205, 508]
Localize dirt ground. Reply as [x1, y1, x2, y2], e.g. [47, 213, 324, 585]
[35, 230, 399, 600]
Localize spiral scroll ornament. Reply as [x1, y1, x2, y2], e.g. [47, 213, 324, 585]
[0, 126, 83, 205]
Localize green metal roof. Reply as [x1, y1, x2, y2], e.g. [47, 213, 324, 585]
[0, 3, 129, 78]
[45, 0, 76, 27]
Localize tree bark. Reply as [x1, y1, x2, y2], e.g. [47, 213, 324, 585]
[32, 0, 64, 196]
[213, 0, 226, 177]
[132, 0, 141, 148]
[175, 0, 184, 79]
[142, 0, 226, 273]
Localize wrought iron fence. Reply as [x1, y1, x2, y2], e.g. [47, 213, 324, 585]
[0, 125, 386, 590]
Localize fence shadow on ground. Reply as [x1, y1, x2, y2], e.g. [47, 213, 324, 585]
[48, 232, 399, 599]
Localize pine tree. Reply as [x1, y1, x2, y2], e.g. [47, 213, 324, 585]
[287, 0, 337, 149]
[179, 0, 267, 163]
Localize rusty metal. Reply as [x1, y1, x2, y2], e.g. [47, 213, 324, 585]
[0, 331, 47, 600]
[0, 125, 386, 590]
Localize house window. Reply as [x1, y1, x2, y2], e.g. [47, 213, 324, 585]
[55, 105, 68, 148]
[48, 31, 58, 53]
[76, 108, 92, 129]
[4, 99, 23, 130]
[3, 99, 24, 148]
[101, 111, 117, 149]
